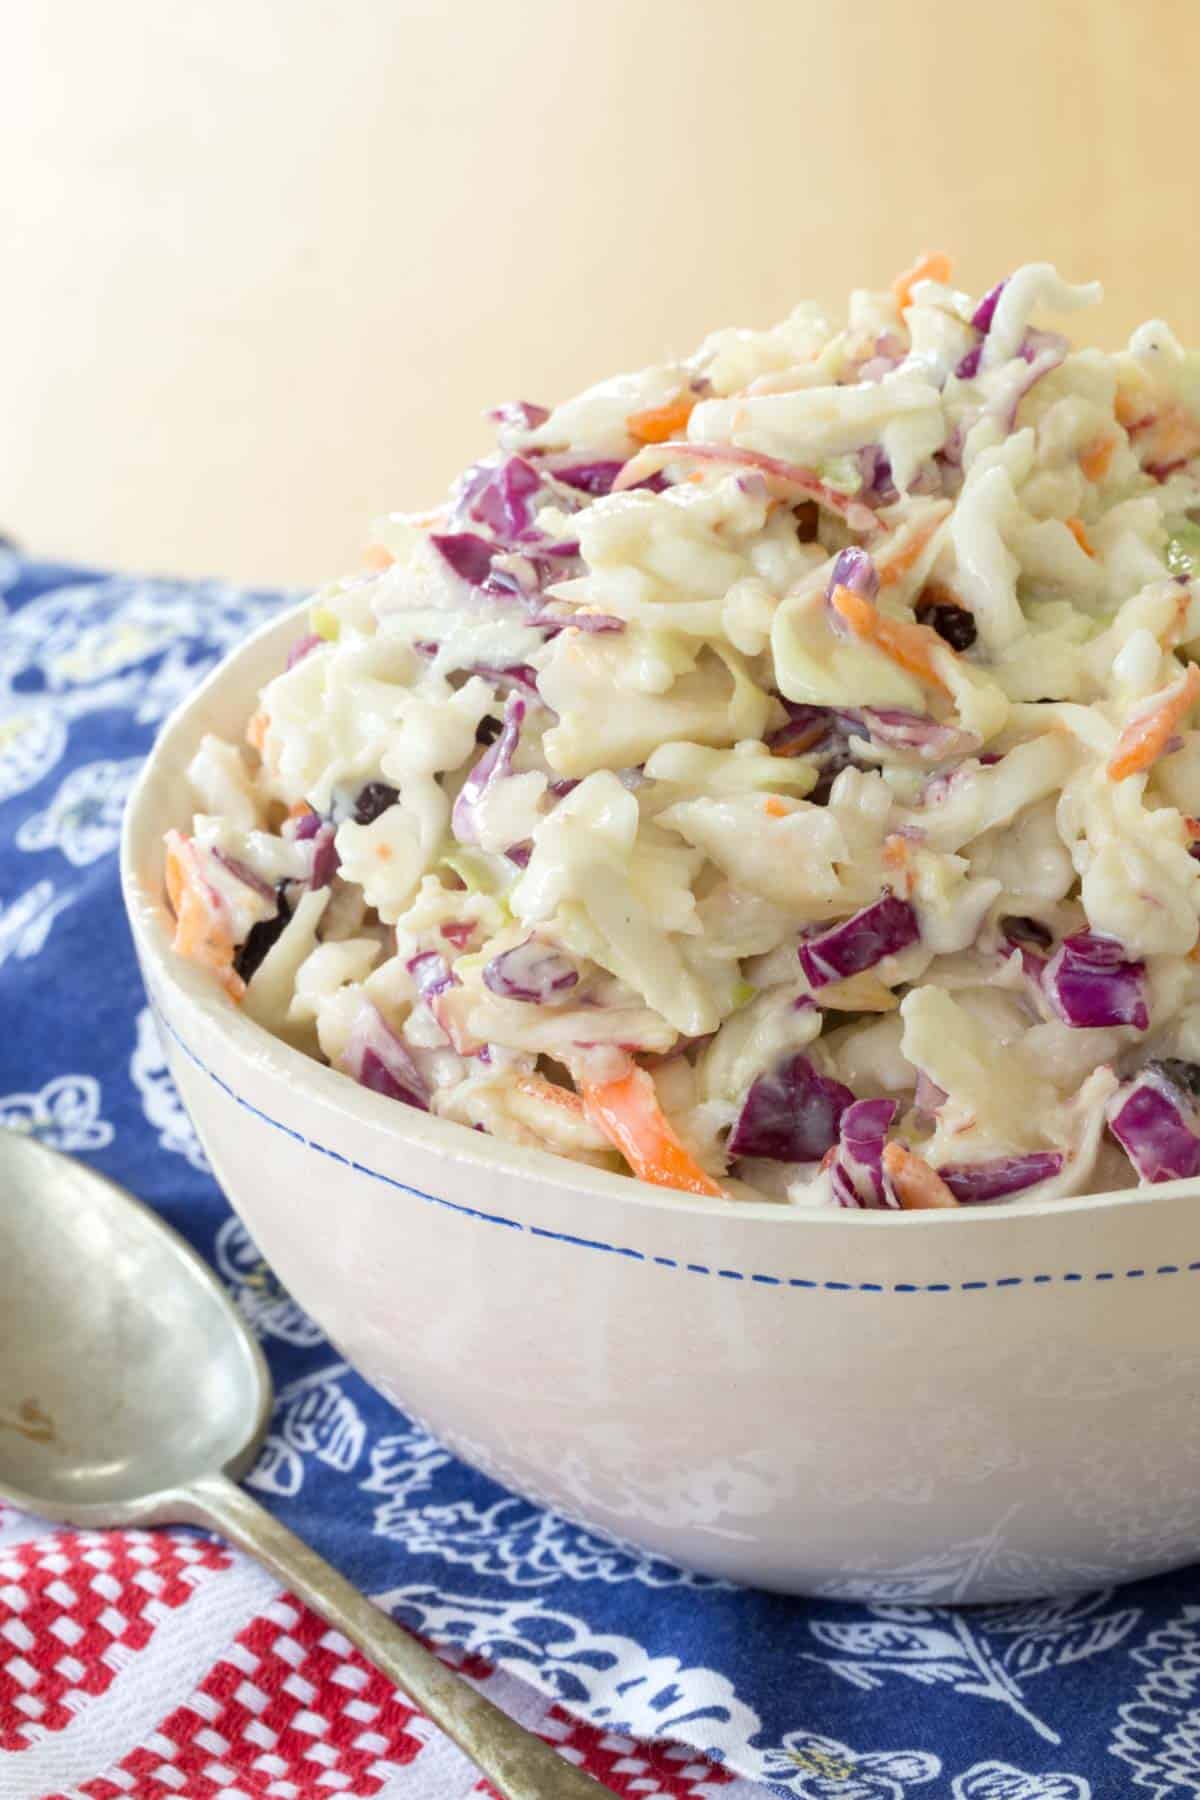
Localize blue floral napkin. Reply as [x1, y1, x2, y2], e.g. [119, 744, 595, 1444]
[4, 552, 1200, 1800]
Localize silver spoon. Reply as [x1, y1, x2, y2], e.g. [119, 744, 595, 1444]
[0, 1129, 605, 1800]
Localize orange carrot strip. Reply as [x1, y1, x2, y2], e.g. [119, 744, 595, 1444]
[1108, 665, 1200, 782]
[882, 1142, 958, 1209]
[246, 710, 269, 753]
[771, 719, 828, 758]
[877, 505, 953, 588]
[881, 835, 916, 895]
[1185, 816, 1200, 840]
[364, 544, 394, 571]
[287, 799, 316, 821]
[1115, 389, 1148, 429]
[164, 833, 243, 1000]
[1065, 516, 1096, 558]
[514, 1074, 587, 1118]
[1079, 435, 1117, 482]
[763, 796, 789, 819]
[582, 1068, 725, 1197]
[627, 394, 696, 444]
[828, 584, 952, 693]
[891, 251, 953, 313]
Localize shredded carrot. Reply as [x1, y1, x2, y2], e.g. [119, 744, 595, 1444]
[882, 1142, 958, 1209]
[514, 1074, 587, 1117]
[1108, 664, 1200, 782]
[246, 710, 269, 753]
[763, 796, 789, 818]
[881, 836, 915, 894]
[287, 799, 316, 821]
[828, 584, 952, 693]
[1079, 434, 1117, 482]
[582, 1068, 725, 1197]
[1185, 816, 1200, 839]
[164, 832, 243, 1000]
[1115, 389, 1148, 429]
[1065, 516, 1096, 558]
[770, 719, 827, 758]
[364, 544, 394, 571]
[627, 394, 696, 444]
[877, 505, 953, 588]
[890, 251, 953, 313]
[1152, 406, 1200, 466]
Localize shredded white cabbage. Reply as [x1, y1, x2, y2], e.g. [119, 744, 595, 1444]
[164, 259, 1200, 1206]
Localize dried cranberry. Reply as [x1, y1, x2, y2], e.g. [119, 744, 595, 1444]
[1148, 1058, 1200, 1100]
[793, 500, 820, 542]
[916, 591, 978, 651]
[234, 888, 292, 982]
[1001, 915, 1054, 952]
[353, 782, 400, 825]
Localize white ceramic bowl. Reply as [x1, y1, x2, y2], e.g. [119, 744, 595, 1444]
[122, 605, 1200, 1602]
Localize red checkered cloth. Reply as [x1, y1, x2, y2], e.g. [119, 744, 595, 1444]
[0, 1508, 758, 1800]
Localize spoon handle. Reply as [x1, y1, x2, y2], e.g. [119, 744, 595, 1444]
[173, 1472, 606, 1800]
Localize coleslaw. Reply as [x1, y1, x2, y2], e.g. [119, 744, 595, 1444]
[163, 257, 1200, 1208]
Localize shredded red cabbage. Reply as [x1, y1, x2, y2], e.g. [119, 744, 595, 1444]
[799, 893, 920, 989]
[287, 632, 323, 671]
[1044, 932, 1148, 1031]
[860, 708, 974, 757]
[856, 447, 898, 504]
[972, 279, 1008, 333]
[728, 1053, 853, 1163]
[1107, 1068, 1200, 1182]
[344, 1003, 429, 1111]
[829, 1097, 898, 1208]
[827, 546, 880, 602]
[913, 1069, 947, 1118]
[430, 532, 496, 587]
[211, 848, 275, 902]
[292, 810, 324, 843]
[407, 951, 456, 1000]
[459, 455, 545, 541]
[545, 458, 626, 496]
[309, 824, 340, 890]
[451, 693, 526, 845]
[937, 1152, 1063, 1203]
[483, 938, 579, 1003]
[487, 400, 550, 431]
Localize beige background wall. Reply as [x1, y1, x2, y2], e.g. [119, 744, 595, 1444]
[6, 1, 1198, 590]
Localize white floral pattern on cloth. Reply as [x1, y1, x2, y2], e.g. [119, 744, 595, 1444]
[0, 572, 287, 726]
[5, 555, 1200, 1798]
[758, 1732, 941, 1799]
[0, 878, 73, 968]
[0, 703, 68, 804]
[804, 1594, 1142, 1747]
[951, 1767, 1091, 1800]
[0, 1072, 113, 1151]
[16, 755, 145, 865]
[213, 1213, 327, 1346]
[376, 1585, 766, 1765]
[248, 1365, 368, 1499]
[1108, 1603, 1200, 1797]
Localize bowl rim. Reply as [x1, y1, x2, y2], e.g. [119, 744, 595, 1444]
[121, 599, 1177, 1232]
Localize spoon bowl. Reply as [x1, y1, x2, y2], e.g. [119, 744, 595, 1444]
[0, 1130, 269, 1518]
[0, 1127, 602, 1800]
